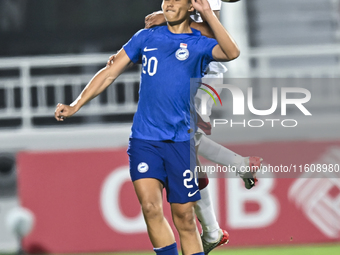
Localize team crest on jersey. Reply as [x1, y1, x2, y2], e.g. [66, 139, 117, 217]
[137, 162, 149, 173]
[176, 43, 189, 61]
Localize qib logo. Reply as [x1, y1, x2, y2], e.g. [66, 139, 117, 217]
[199, 84, 312, 128]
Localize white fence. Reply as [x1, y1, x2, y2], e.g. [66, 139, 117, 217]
[0, 53, 140, 129]
[0, 44, 340, 130]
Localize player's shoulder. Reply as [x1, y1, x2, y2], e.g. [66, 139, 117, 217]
[191, 28, 216, 43]
[133, 28, 150, 37]
[135, 26, 166, 37]
[191, 29, 218, 54]
[191, 28, 202, 37]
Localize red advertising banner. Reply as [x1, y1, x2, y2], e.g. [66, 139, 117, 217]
[17, 141, 340, 253]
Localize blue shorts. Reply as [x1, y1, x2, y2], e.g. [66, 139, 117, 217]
[127, 138, 200, 204]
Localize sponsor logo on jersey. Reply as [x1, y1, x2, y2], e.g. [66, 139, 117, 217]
[176, 43, 189, 61]
[144, 47, 158, 52]
[137, 162, 149, 173]
[188, 189, 199, 197]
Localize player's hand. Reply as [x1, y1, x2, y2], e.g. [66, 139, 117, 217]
[54, 103, 78, 121]
[191, 0, 212, 15]
[106, 54, 117, 67]
[145, 11, 165, 28]
[107, 53, 134, 69]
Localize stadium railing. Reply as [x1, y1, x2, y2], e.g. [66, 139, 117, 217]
[0, 53, 139, 129]
[0, 44, 340, 130]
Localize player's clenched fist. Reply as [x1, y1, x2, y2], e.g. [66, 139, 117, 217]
[54, 103, 78, 121]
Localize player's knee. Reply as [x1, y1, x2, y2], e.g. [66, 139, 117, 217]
[173, 209, 196, 232]
[141, 201, 163, 220]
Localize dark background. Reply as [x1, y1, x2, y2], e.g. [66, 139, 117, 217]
[0, 0, 162, 57]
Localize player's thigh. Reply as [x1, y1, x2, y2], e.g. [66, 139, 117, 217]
[164, 139, 201, 203]
[127, 138, 167, 184]
[128, 138, 166, 214]
[194, 132, 203, 147]
[133, 178, 164, 209]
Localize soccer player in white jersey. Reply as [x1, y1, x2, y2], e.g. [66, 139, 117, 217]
[56, 1, 240, 255]
[142, 1, 262, 254]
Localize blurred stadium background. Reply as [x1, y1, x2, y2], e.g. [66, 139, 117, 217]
[0, 0, 340, 254]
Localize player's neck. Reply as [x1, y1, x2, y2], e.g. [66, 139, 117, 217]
[167, 20, 192, 34]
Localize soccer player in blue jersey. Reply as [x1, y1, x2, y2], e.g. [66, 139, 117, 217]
[55, 0, 239, 254]
[141, 2, 262, 253]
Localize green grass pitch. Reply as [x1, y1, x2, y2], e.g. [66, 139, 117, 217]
[112, 244, 340, 255]
[1, 244, 340, 255]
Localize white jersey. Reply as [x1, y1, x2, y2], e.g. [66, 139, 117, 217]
[191, 0, 227, 75]
[193, 0, 227, 132]
[195, 72, 223, 123]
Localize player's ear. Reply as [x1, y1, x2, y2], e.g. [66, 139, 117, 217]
[188, 2, 194, 12]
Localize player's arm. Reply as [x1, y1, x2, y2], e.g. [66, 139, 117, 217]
[145, 10, 167, 28]
[55, 49, 131, 121]
[192, 0, 240, 62]
[189, 18, 214, 38]
[190, 10, 220, 38]
[107, 53, 134, 69]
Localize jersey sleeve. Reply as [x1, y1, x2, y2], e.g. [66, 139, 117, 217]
[200, 37, 218, 69]
[123, 29, 147, 63]
[208, 0, 222, 11]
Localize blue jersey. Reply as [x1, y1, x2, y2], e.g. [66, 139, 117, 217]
[123, 26, 218, 141]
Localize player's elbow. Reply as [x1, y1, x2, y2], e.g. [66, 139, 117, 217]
[213, 45, 240, 62]
[228, 48, 240, 61]
[217, 49, 240, 62]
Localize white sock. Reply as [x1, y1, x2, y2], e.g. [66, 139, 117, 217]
[195, 187, 220, 242]
[198, 135, 243, 169]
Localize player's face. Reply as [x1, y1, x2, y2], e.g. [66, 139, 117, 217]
[162, 0, 194, 24]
